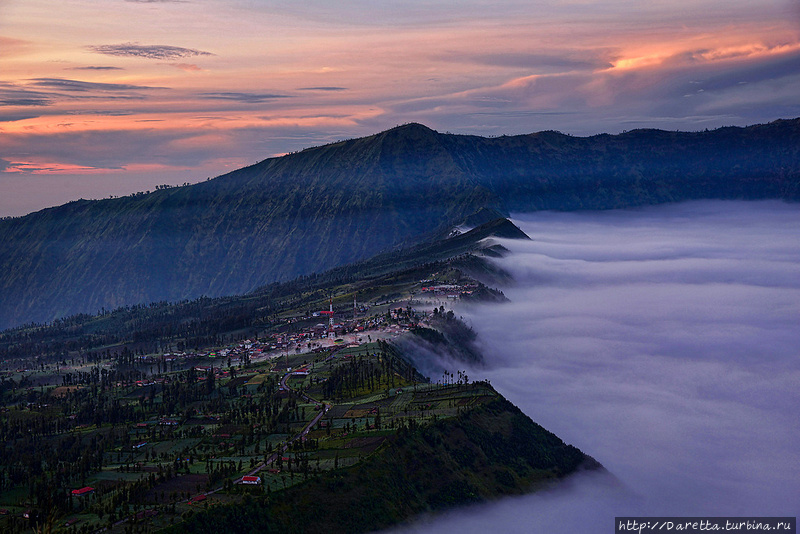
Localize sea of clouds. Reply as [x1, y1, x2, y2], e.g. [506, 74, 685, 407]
[393, 200, 800, 533]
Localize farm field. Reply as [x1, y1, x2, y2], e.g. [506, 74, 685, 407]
[0, 264, 515, 533]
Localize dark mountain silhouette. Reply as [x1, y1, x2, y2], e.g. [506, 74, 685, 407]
[1, 119, 799, 329]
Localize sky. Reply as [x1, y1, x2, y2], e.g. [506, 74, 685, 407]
[2, 0, 800, 217]
[392, 200, 800, 533]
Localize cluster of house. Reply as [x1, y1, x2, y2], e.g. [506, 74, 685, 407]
[136, 340, 265, 368]
[126, 283, 463, 382]
[419, 282, 480, 300]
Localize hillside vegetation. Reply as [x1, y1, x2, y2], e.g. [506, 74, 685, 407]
[0, 231, 602, 533]
[170, 394, 599, 534]
[0, 218, 521, 362]
[1, 119, 799, 329]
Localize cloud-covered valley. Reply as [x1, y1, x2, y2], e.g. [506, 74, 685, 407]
[396, 200, 799, 533]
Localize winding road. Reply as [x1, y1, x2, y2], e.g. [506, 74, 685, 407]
[204, 367, 330, 494]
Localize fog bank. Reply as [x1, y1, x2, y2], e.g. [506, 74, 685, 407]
[395, 200, 800, 533]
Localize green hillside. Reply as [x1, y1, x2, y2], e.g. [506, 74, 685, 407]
[0, 220, 601, 533]
[170, 394, 600, 534]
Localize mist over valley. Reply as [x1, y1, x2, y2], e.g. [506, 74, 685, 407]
[397, 200, 800, 532]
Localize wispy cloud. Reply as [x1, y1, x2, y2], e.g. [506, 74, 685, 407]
[2, 160, 118, 174]
[0, 36, 32, 57]
[437, 50, 615, 73]
[65, 110, 135, 116]
[384, 38, 800, 136]
[0, 98, 50, 107]
[87, 43, 213, 60]
[69, 66, 125, 71]
[29, 78, 163, 92]
[694, 47, 800, 91]
[297, 86, 348, 92]
[199, 92, 291, 103]
[0, 84, 53, 106]
[169, 63, 203, 72]
[0, 95, 52, 107]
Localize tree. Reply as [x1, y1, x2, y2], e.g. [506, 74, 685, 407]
[206, 369, 215, 394]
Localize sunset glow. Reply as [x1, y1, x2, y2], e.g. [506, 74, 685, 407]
[1, 0, 799, 216]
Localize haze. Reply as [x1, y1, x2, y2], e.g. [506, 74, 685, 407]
[2, 0, 800, 216]
[395, 200, 800, 533]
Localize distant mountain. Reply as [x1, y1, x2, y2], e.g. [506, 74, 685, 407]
[1, 119, 799, 329]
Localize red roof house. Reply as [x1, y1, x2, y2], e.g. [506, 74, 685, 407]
[71, 487, 94, 497]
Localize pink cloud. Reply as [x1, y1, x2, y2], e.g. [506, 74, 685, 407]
[170, 63, 203, 71]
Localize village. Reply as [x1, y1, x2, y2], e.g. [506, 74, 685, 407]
[121, 276, 483, 385]
[0, 270, 496, 533]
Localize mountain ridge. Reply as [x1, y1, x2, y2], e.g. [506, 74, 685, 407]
[0, 217, 527, 360]
[1, 118, 799, 329]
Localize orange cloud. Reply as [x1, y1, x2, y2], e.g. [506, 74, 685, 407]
[0, 36, 33, 58]
[169, 63, 203, 71]
[3, 160, 114, 175]
[609, 39, 800, 73]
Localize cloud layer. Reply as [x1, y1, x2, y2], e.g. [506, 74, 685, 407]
[397, 200, 800, 532]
